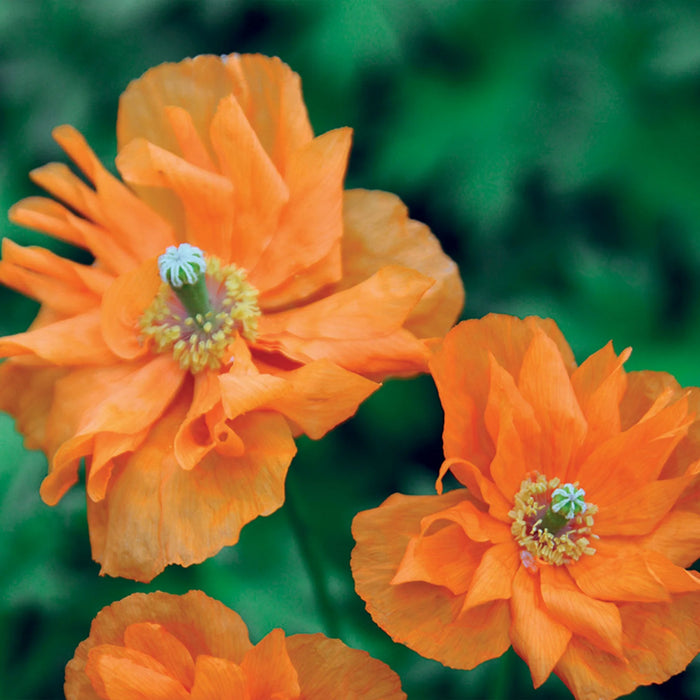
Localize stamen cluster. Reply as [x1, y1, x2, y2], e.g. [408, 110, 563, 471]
[140, 256, 260, 373]
[509, 474, 598, 567]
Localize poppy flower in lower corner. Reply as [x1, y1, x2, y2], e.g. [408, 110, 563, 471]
[351, 314, 700, 700]
[65, 590, 406, 699]
[0, 53, 463, 581]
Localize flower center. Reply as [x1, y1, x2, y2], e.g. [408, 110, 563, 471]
[509, 474, 598, 568]
[140, 244, 260, 373]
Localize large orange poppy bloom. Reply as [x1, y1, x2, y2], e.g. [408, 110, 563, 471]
[351, 314, 700, 700]
[0, 53, 464, 582]
[65, 590, 406, 699]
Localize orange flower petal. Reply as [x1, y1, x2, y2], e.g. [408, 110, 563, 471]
[0, 361, 66, 453]
[351, 491, 512, 669]
[257, 265, 434, 375]
[163, 105, 217, 172]
[0, 310, 115, 365]
[116, 138, 235, 260]
[45, 356, 184, 504]
[66, 591, 253, 699]
[122, 623, 195, 690]
[540, 565, 624, 658]
[253, 127, 350, 302]
[340, 189, 464, 338]
[429, 314, 575, 470]
[556, 593, 700, 700]
[461, 540, 520, 613]
[517, 327, 587, 480]
[53, 125, 174, 261]
[8, 196, 87, 249]
[570, 342, 631, 462]
[595, 474, 697, 536]
[509, 565, 572, 688]
[640, 509, 700, 568]
[87, 396, 295, 581]
[262, 359, 379, 439]
[437, 457, 512, 522]
[100, 258, 161, 360]
[189, 656, 247, 700]
[392, 522, 488, 594]
[0, 239, 110, 315]
[241, 629, 300, 699]
[484, 354, 541, 501]
[86, 646, 189, 700]
[568, 540, 671, 603]
[577, 396, 691, 505]
[286, 633, 407, 700]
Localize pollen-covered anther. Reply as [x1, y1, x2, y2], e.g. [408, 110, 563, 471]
[140, 253, 260, 373]
[509, 474, 598, 568]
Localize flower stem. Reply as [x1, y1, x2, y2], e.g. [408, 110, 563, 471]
[491, 647, 513, 700]
[284, 472, 341, 639]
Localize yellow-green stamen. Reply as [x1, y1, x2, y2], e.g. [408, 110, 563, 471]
[509, 474, 598, 568]
[141, 248, 260, 373]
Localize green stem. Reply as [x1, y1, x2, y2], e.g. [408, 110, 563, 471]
[491, 647, 513, 700]
[284, 473, 340, 638]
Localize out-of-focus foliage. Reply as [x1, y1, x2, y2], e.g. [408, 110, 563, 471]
[1, 1, 699, 698]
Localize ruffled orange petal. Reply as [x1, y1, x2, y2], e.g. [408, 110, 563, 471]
[261, 359, 379, 438]
[116, 138, 235, 260]
[556, 593, 700, 700]
[100, 258, 161, 360]
[539, 565, 624, 658]
[392, 523, 488, 594]
[0, 360, 67, 453]
[87, 393, 296, 581]
[351, 491, 512, 669]
[43, 356, 185, 505]
[460, 540, 520, 613]
[122, 623, 195, 690]
[85, 645, 189, 700]
[429, 314, 576, 470]
[640, 509, 700, 568]
[595, 473, 697, 536]
[0, 239, 110, 315]
[517, 327, 587, 480]
[241, 629, 300, 699]
[117, 54, 313, 170]
[8, 196, 87, 249]
[257, 265, 433, 375]
[484, 354, 541, 501]
[0, 310, 115, 365]
[52, 125, 174, 262]
[577, 396, 692, 505]
[437, 457, 512, 522]
[509, 565, 572, 688]
[339, 189, 464, 338]
[286, 633, 406, 700]
[570, 342, 630, 463]
[568, 539, 671, 603]
[253, 127, 350, 303]
[66, 591, 253, 699]
[190, 657, 247, 700]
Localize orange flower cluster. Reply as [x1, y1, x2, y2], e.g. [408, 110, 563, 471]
[66, 590, 406, 699]
[0, 54, 463, 581]
[351, 315, 700, 700]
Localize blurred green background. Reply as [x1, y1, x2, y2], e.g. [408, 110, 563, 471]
[1, 0, 699, 698]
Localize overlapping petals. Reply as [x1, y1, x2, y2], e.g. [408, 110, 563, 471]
[0, 53, 463, 581]
[65, 590, 406, 699]
[351, 314, 700, 700]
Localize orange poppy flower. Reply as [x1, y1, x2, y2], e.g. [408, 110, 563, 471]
[351, 314, 700, 700]
[65, 589, 406, 699]
[0, 54, 463, 581]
